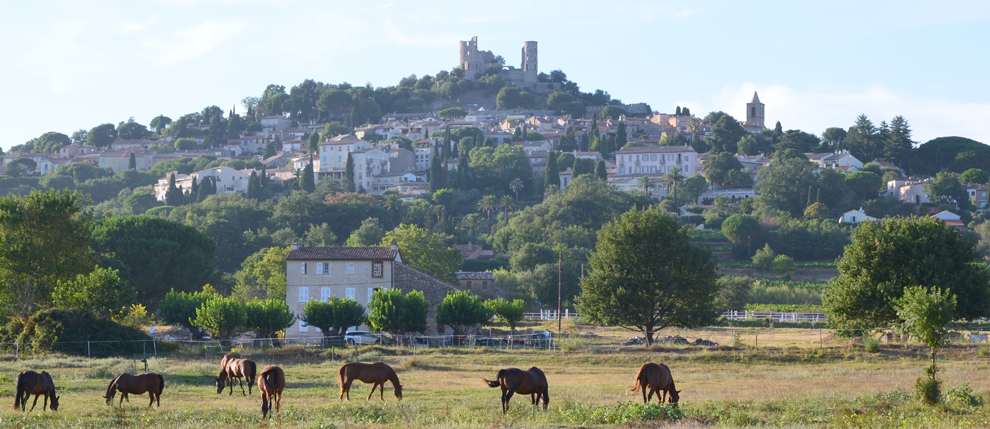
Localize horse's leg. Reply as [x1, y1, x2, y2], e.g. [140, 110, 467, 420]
[43, 393, 48, 411]
[239, 376, 246, 396]
[367, 383, 378, 401]
[148, 392, 155, 407]
[380, 383, 385, 401]
[530, 393, 536, 405]
[503, 387, 516, 414]
[344, 379, 353, 401]
[642, 383, 648, 404]
[29, 394, 39, 411]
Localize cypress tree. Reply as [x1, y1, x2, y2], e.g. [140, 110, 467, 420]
[308, 132, 320, 154]
[260, 165, 268, 186]
[191, 176, 199, 198]
[615, 122, 627, 148]
[442, 127, 451, 160]
[165, 173, 183, 206]
[248, 171, 258, 198]
[676, 106, 682, 116]
[301, 156, 315, 192]
[457, 154, 470, 190]
[588, 119, 599, 151]
[595, 160, 607, 180]
[430, 153, 445, 191]
[345, 153, 355, 183]
[128, 152, 137, 170]
[544, 151, 560, 190]
[572, 158, 586, 177]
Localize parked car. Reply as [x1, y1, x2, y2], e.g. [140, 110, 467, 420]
[531, 330, 552, 339]
[475, 337, 501, 347]
[345, 330, 389, 346]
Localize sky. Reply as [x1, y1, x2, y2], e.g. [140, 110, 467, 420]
[3, 0, 990, 151]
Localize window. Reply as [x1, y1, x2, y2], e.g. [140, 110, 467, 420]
[751, 106, 756, 117]
[372, 261, 383, 278]
[482, 281, 488, 290]
[299, 287, 309, 302]
[367, 288, 374, 302]
[466, 280, 473, 289]
[321, 287, 330, 302]
[315, 263, 323, 275]
[347, 263, 355, 275]
[299, 319, 308, 332]
[300, 262, 307, 275]
[323, 263, 330, 275]
[345, 288, 355, 300]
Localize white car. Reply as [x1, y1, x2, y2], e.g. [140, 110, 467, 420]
[345, 330, 386, 346]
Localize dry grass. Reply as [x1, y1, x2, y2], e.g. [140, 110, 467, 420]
[1, 329, 989, 427]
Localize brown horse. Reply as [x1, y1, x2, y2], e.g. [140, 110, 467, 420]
[484, 367, 549, 413]
[216, 353, 257, 396]
[630, 362, 680, 405]
[104, 373, 164, 407]
[13, 370, 59, 412]
[258, 366, 284, 418]
[337, 362, 403, 401]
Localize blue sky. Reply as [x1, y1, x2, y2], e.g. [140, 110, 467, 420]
[3, 0, 989, 151]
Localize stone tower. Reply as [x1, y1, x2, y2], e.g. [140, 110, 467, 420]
[746, 92, 765, 128]
[521, 41, 538, 83]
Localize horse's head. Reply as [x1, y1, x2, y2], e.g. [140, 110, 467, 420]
[394, 384, 403, 400]
[50, 395, 60, 411]
[104, 392, 114, 405]
[215, 377, 226, 394]
[669, 389, 681, 405]
[261, 401, 270, 418]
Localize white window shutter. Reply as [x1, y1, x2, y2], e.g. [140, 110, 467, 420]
[345, 288, 355, 300]
[299, 287, 309, 302]
[367, 288, 374, 303]
[321, 287, 330, 302]
[300, 262, 307, 275]
[316, 263, 323, 275]
[347, 263, 354, 275]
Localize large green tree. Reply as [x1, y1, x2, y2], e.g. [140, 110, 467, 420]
[90, 215, 216, 306]
[753, 152, 816, 217]
[845, 171, 884, 201]
[86, 123, 118, 148]
[51, 266, 136, 319]
[244, 298, 296, 341]
[823, 216, 990, 330]
[193, 296, 246, 340]
[710, 115, 746, 153]
[702, 152, 745, 186]
[159, 287, 218, 339]
[300, 297, 366, 337]
[0, 189, 94, 316]
[923, 171, 968, 208]
[382, 224, 462, 284]
[578, 207, 719, 346]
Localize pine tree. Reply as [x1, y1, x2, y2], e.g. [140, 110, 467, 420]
[128, 152, 137, 170]
[596, 160, 607, 180]
[301, 156, 315, 192]
[544, 151, 560, 190]
[615, 122, 628, 148]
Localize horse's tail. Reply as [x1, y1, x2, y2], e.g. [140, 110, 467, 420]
[13, 372, 25, 410]
[483, 369, 505, 388]
[104, 374, 123, 401]
[156, 374, 165, 397]
[261, 367, 278, 390]
[629, 364, 647, 392]
[337, 365, 346, 390]
[247, 360, 257, 383]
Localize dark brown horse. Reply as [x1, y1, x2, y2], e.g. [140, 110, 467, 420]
[484, 367, 548, 413]
[13, 370, 59, 412]
[216, 353, 257, 396]
[258, 366, 284, 418]
[104, 373, 164, 407]
[630, 362, 680, 404]
[337, 362, 403, 401]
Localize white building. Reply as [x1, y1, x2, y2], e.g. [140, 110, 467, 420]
[838, 208, 876, 224]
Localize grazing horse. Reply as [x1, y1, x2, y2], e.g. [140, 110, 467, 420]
[337, 362, 403, 401]
[104, 373, 164, 407]
[630, 362, 680, 405]
[484, 367, 549, 413]
[13, 370, 59, 412]
[216, 353, 257, 396]
[258, 366, 284, 418]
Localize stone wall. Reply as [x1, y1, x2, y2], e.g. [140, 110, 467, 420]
[393, 263, 460, 334]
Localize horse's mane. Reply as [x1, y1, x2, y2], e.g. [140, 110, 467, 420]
[105, 373, 124, 400]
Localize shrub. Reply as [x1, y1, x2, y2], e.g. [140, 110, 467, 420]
[863, 335, 880, 353]
[300, 297, 366, 338]
[772, 255, 795, 277]
[945, 382, 981, 406]
[752, 244, 776, 272]
[916, 376, 941, 406]
[192, 296, 247, 340]
[244, 299, 296, 340]
[159, 287, 217, 339]
[16, 309, 149, 357]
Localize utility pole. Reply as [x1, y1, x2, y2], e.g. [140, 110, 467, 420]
[557, 251, 562, 334]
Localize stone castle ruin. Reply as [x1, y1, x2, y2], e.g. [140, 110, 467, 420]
[459, 37, 538, 85]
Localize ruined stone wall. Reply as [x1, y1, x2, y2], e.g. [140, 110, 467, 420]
[393, 263, 460, 334]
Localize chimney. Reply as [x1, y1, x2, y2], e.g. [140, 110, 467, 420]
[291, 239, 301, 250]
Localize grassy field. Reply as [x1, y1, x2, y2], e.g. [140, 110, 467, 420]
[1, 327, 990, 428]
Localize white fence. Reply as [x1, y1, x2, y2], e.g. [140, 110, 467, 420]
[524, 310, 580, 320]
[721, 310, 827, 322]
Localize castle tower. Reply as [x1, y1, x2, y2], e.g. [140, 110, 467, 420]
[745, 91, 765, 128]
[521, 41, 538, 83]
[460, 36, 481, 79]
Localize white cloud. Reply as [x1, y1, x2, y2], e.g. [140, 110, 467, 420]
[141, 20, 245, 67]
[114, 16, 157, 34]
[703, 83, 990, 145]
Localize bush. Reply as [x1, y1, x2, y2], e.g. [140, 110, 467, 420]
[772, 255, 795, 277]
[916, 376, 941, 406]
[192, 296, 246, 340]
[15, 309, 150, 357]
[863, 335, 880, 353]
[244, 299, 295, 340]
[752, 244, 776, 272]
[945, 382, 981, 406]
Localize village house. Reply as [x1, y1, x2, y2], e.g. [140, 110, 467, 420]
[838, 208, 876, 224]
[614, 145, 698, 176]
[456, 271, 504, 299]
[804, 151, 863, 171]
[260, 116, 291, 132]
[452, 242, 495, 260]
[99, 149, 156, 173]
[284, 241, 459, 339]
[932, 210, 965, 229]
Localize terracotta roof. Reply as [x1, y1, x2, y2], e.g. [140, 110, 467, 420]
[456, 272, 495, 280]
[286, 247, 397, 260]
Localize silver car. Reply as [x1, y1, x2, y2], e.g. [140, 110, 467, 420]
[345, 330, 385, 346]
